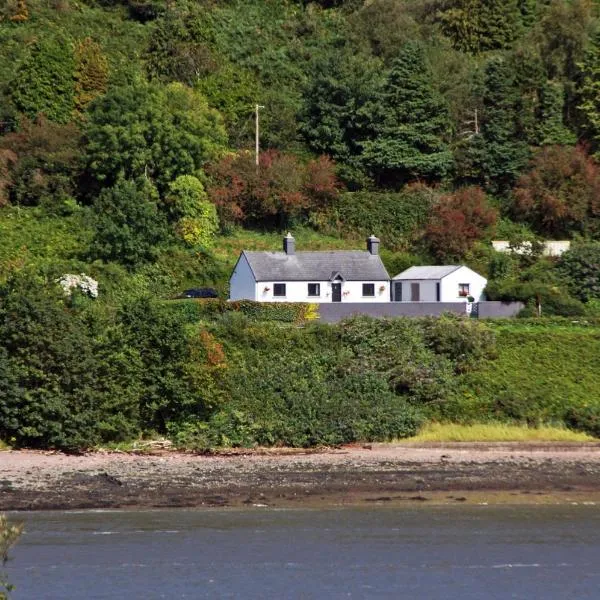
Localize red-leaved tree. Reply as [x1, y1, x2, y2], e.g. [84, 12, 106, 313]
[207, 150, 340, 226]
[511, 145, 600, 237]
[0, 116, 82, 206]
[426, 186, 497, 261]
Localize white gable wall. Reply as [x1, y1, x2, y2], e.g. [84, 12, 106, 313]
[229, 254, 257, 301]
[440, 267, 487, 302]
[258, 280, 390, 303]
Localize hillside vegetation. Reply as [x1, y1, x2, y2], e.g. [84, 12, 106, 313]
[1, 0, 600, 449]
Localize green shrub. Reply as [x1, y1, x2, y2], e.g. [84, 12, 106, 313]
[0, 274, 142, 451]
[118, 297, 222, 433]
[557, 242, 600, 303]
[422, 314, 496, 373]
[437, 324, 600, 427]
[162, 299, 315, 324]
[565, 405, 600, 438]
[486, 279, 586, 317]
[223, 351, 423, 447]
[88, 178, 171, 269]
[313, 187, 434, 250]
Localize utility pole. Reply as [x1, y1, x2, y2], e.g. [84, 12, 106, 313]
[255, 104, 265, 168]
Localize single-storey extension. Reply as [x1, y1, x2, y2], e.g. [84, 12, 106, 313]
[391, 265, 487, 303]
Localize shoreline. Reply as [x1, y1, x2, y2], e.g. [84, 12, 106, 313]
[2, 442, 600, 511]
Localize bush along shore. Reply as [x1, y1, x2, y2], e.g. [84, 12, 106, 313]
[2, 273, 600, 454]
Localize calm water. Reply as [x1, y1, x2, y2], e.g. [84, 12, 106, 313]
[6, 505, 600, 599]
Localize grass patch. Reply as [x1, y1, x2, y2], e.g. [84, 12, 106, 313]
[407, 422, 595, 442]
[0, 440, 10, 451]
[0, 207, 91, 281]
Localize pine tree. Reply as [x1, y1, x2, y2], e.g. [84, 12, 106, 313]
[360, 42, 453, 187]
[436, 0, 522, 54]
[300, 49, 384, 186]
[577, 31, 600, 156]
[537, 81, 575, 145]
[478, 57, 529, 194]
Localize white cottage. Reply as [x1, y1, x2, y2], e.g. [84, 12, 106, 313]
[391, 265, 487, 303]
[229, 234, 390, 303]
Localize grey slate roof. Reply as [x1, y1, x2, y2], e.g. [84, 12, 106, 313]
[392, 265, 462, 280]
[243, 251, 390, 282]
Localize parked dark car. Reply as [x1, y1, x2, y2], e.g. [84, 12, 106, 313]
[178, 288, 218, 299]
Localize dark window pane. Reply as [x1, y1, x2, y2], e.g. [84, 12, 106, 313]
[308, 283, 320, 296]
[394, 281, 402, 302]
[362, 283, 375, 296]
[273, 283, 286, 297]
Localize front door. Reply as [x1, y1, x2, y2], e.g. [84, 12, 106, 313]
[411, 282, 420, 301]
[332, 282, 342, 302]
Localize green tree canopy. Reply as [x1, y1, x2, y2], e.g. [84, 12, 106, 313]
[477, 57, 530, 194]
[0, 273, 142, 451]
[300, 48, 384, 186]
[557, 242, 600, 303]
[89, 178, 170, 268]
[578, 31, 600, 157]
[85, 81, 227, 194]
[360, 42, 453, 186]
[435, 0, 524, 54]
[166, 175, 219, 247]
[10, 36, 76, 124]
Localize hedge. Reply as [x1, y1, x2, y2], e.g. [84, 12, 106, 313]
[162, 299, 319, 324]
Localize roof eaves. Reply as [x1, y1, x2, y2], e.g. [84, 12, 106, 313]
[439, 265, 462, 279]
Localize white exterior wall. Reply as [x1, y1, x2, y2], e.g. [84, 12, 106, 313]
[393, 267, 487, 302]
[543, 241, 571, 256]
[229, 254, 257, 301]
[439, 267, 487, 302]
[257, 280, 390, 303]
[492, 240, 571, 257]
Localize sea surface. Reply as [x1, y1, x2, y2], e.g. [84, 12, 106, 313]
[6, 504, 600, 599]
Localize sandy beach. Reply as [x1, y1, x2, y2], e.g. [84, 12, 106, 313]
[2, 442, 600, 510]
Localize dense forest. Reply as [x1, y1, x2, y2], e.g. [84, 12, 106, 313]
[1, 0, 600, 451]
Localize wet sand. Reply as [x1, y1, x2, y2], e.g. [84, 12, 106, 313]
[2, 443, 600, 510]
